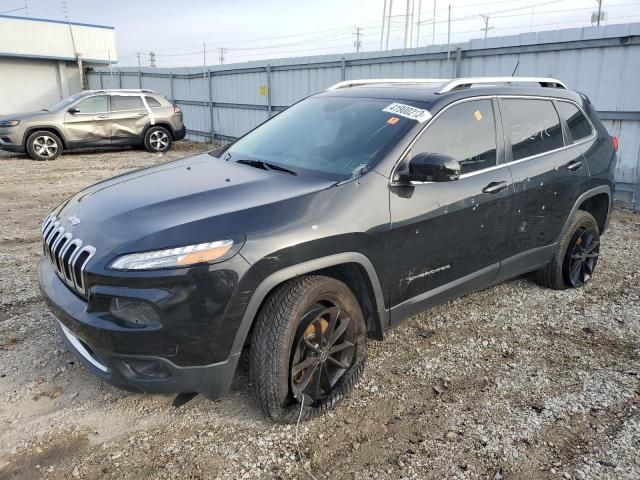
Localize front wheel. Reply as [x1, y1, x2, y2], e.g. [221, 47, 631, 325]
[143, 126, 172, 153]
[26, 130, 63, 161]
[249, 276, 367, 423]
[535, 210, 601, 289]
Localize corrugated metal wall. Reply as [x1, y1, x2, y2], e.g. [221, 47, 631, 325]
[88, 22, 640, 209]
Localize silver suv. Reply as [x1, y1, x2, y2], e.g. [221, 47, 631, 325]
[0, 89, 186, 160]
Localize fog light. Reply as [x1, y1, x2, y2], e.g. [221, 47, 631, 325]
[109, 298, 160, 327]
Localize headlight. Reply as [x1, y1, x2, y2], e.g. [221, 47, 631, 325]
[0, 120, 20, 128]
[109, 240, 234, 270]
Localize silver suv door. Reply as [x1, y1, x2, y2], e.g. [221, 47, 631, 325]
[64, 95, 111, 146]
[110, 94, 149, 144]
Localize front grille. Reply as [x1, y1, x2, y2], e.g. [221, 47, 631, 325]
[41, 213, 96, 296]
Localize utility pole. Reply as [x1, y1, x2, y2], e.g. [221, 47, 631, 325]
[415, 0, 422, 47]
[595, 0, 603, 26]
[218, 48, 226, 65]
[353, 27, 363, 53]
[446, 4, 451, 61]
[432, 0, 436, 45]
[480, 14, 494, 39]
[404, 0, 412, 48]
[136, 52, 142, 68]
[203, 42, 207, 67]
[149, 51, 156, 68]
[380, 0, 387, 50]
[385, 0, 393, 50]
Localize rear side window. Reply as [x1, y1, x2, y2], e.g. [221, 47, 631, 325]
[111, 95, 144, 111]
[556, 101, 593, 142]
[501, 99, 564, 161]
[410, 99, 497, 175]
[145, 96, 162, 108]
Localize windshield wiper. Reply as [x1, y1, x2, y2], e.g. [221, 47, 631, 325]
[236, 159, 297, 176]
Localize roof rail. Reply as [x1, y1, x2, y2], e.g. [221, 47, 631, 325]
[327, 78, 449, 91]
[88, 88, 156, 93]
[437, 77, 567, 93]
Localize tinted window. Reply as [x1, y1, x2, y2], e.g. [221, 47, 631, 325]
[74, 95, 108, 113]
[410, 99, 497, 175]
[145, 96, 162, 108]
[502, 99, 563, 161]
[111, 95, 144, 111]
[556, 101, 592, 142]
[221, 96, 418, 179]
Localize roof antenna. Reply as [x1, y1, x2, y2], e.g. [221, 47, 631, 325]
[511, 60, 520, 76]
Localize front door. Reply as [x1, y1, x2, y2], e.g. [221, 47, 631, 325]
[109, 94, 149, 144]
[389, 97, 513, 323]
[64, 95, 111, 147]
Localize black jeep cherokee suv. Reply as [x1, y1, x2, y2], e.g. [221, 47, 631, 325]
[38, 77, 617, 422]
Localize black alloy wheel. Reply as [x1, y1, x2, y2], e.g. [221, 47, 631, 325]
[290, 303, 357, 406]
[564, 226, 600, 287]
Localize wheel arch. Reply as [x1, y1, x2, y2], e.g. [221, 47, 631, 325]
[559, 186, 612, 240]
[143, 122, 175, 140]
[23, 126, 69, 149]
[231, 253, 388, 357]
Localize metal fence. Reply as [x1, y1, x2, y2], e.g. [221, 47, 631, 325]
[88, 22, 640, 209]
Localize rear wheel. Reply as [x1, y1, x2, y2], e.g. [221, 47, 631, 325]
[143, 126, 172, 153]
[249, 276, 367, 423]
[535, 210, 600, 289]
[26, 130, 63, 161]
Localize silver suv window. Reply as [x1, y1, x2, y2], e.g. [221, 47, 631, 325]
[75, 95, 108, 114]
[111, 95, 144, 111]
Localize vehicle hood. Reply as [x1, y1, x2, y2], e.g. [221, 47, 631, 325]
[0, 110, 55, 122]
[54, 153, 336, 256]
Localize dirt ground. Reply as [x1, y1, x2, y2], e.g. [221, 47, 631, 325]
[0, 142, 638, 480]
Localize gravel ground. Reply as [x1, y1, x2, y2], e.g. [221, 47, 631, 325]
[0, 143, 638, 480]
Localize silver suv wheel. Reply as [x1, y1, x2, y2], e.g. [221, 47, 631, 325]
[33, 135, 59, 158]
[149, 130, 169, 151]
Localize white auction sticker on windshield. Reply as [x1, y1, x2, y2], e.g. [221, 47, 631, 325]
[382, 103, 432, 122]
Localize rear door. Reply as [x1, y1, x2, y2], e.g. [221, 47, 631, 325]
[64, 95, 110, 146]
[499, 97, 590, 260]
[110, 94, 149, 144]
[389, 97, 513, 322]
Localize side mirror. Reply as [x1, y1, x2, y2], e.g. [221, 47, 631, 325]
[68, 106, 80, 114]
[408, 152, 461, 182]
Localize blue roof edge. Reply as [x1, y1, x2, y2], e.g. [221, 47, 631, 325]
[0, 14, 114, 30]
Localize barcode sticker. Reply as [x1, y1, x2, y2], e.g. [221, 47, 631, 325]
[382, 103, 432, 122]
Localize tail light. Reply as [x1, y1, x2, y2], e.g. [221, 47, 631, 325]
[611, 135, 619, 152]
[173, 105, 182, 114]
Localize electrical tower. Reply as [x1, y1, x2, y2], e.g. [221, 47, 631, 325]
[353, 27, 362, 53]
[149, 51, 156, 68]
[480, 14, 494, 39]
[218, 48, 227, 65]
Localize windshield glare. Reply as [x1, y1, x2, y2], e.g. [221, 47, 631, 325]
[49, 95, 83, 111]
[219, 96, 422, 180]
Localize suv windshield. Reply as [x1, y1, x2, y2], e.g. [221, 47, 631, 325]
[215, 96, 422, 180]
[49, 94, 84, 111]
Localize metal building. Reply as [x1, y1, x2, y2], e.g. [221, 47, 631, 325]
[0, 15, 117, 115]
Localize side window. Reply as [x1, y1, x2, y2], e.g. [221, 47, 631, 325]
[74, 95, 108, 113]
[410, 99, 497, 175]
[111, 95, 145, 111]
[145, 96, 162, 108]
[556, 101, 593, 142]
[501, 99, 564, 161]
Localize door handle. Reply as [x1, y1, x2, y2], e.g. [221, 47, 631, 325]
[482, 181, 509, 194]
[566, 160, 583, 171]
[137, 112, 149, 117]
[96, 114, 109, 119]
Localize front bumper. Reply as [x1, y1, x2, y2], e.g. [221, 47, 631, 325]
[0, 129, 24, 152]
[38, 256, 250, 397]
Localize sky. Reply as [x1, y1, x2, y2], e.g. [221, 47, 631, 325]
[1, 0, 639, 67]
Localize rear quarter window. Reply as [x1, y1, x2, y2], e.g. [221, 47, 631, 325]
[145, 96, 163, 108]
[555, 101, 593, 142]
[501, 98, 564, 161]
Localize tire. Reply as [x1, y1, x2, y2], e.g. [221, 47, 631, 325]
[26, 130, 63, 161]
[143, 126, 172, 153]
[534, 210, 601, 290]
[249, 275, 367, 423]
